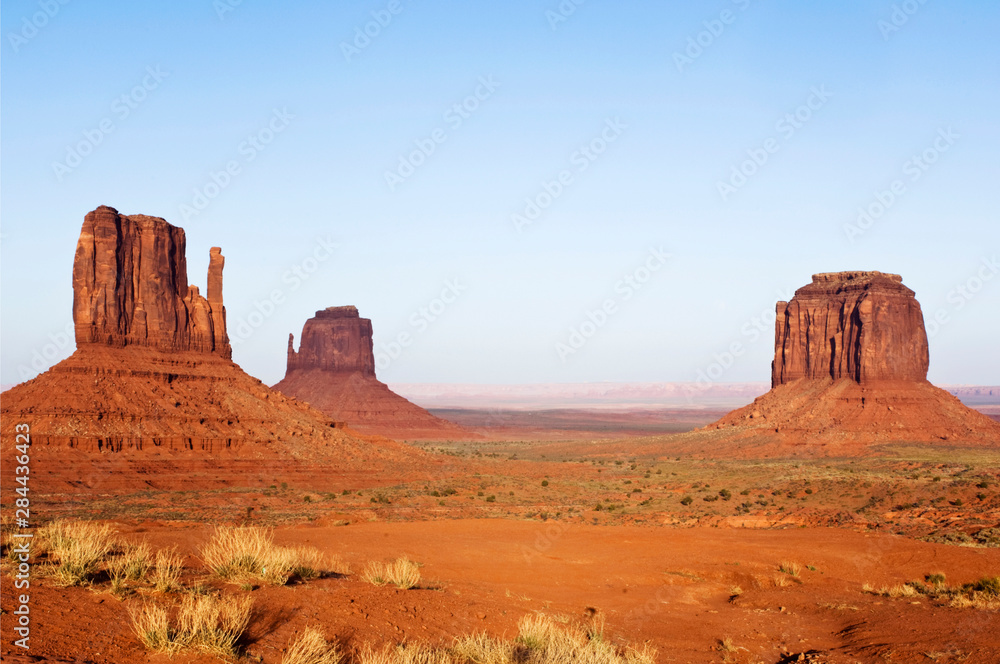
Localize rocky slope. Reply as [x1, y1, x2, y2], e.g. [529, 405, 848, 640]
[708, 271, 1000, 451]
[1, 207, 423, 493]
[274, 307, 474, 440]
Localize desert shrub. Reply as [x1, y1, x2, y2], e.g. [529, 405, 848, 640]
[541, 480, 549, 487]
[201, 526, 327, 585]
[129, 603, 175, 653]
[362, 557, 420, 590]
[925, 572, 947, 586]
[680, 496, 693, 506]
[965, 576, 1000, 596]
[130, 593, 252, 657]
[152, 547, 184, 592]
[283, 627, 341, 664]
[779, 562, 801, 577]
[177, 593, 253, 656]
[486, 495, 496, 503]
[41, 520, 115, 586]
[108, 541, 152, 594]
[718, 489, 732, 501]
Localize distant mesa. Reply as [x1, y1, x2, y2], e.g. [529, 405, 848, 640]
[709, 271, 1000, 451]
[1, 206, 418, 492]
[273, 307, 474, 440]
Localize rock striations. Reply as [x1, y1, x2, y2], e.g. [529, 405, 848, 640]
[0, 206, 422, 492]
[274, 308, 473, 439]
[73, 206, 231, 356]
[708, 271, 1000, 454]
[772, 271, 929, 386]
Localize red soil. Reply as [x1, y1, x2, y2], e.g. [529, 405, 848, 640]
[2, 520, 998, 663]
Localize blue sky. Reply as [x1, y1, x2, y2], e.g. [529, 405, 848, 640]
[2, 0, 998, 386]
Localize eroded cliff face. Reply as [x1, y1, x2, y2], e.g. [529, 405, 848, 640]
[286, 306, 375, 376]
[1, 207, 415, 473]
[772, 271, 929, 387]
[275, 307, 474, 439]
[706, 271, 1000, 450]
[72, 205, 230, 357]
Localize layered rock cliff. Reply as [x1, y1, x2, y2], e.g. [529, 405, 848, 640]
[1, 207, 424, 493]
[73, 205, 230, 357]
[707, 271, 1000, 452]
[772, 271, 929, 387]
[274, 308, 474, 439]
[286, 306, 375, 375]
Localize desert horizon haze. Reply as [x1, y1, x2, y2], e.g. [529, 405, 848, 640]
[2, 2, 999, 663]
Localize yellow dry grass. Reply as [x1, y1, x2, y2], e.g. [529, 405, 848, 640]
[354, 614, 655, 664]
[200, 526, 328, 585]
[128, 593, 253, 658]
[151, 547, 184, 593]
[361, 557, 421, 590]
[40, 520, 115, 586]
[282, 627, 342, 664]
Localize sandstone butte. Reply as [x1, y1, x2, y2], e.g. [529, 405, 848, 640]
[0, 206, 423, 492]
[272, 307, 475, 440]
[706, 271, 1000, 453]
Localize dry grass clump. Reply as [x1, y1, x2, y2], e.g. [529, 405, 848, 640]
[151, 547, 184, 593]
[862, 575, 1000, 609]
[40, 520, 115, 586]
[108, 541, 152, 594]
[355, 614, 655, 664]
[778, 561, 802, 577]
[130, 602, 174, 653]
[282, 627, 341, 664]
[361, 557, 420, 590]
[129, 593, 253, 657]
[200, 526, 327, 585]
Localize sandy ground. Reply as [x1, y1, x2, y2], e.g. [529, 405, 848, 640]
[2, 519, 999, 664]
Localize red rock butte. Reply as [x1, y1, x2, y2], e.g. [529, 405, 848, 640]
[0, 206, 422, 492]
[273, 307, 474, 440]
[772, 271, 929, 386]
[708, 271, 1000, 453]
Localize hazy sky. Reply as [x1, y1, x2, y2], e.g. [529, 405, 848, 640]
[2, 0, 998, 387]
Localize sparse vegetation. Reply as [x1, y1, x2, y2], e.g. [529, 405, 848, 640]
[282, 627, 341, 664]
[362, 556, 421, 590]
[200, 526, 327, 585]
[779, 561, 802, 577]
[151, 547, 184, 593]
[129, 593, 253, 657]
[356, 613, 654, 664]
[863, 575, 1000, 609]
[41, 520, 116, 586]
